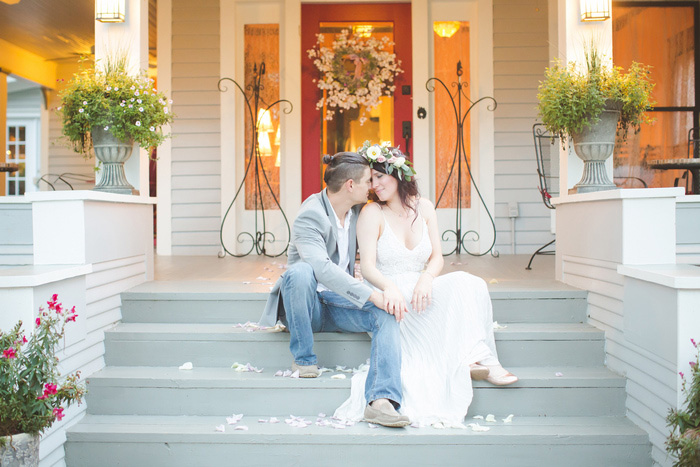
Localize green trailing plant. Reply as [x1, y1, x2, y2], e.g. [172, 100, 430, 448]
[0, 295, 86, 446]
[667, 339, 700, 466]
[537, 42, 655, 145]
[57, 53, 174, 158]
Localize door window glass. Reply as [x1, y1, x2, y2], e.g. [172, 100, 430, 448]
[244, 23, 280, 210]
[613, 5, 696, 188]
[6, 124, 27, 196]
[434, 21, 471, 208]
[319, 22, 395, 186]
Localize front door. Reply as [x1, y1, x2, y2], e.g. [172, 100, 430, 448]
[301, 3, 413, 199]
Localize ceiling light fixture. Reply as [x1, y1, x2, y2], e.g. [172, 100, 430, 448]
[433, 21, 461, 38]
[95, 0, 126, 23]
[580, 0, 611, 22]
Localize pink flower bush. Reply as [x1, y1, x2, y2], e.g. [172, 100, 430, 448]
[0, 295, 86, 443]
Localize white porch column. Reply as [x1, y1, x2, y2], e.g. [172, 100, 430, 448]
[556, 0, 613, 195]
[95, 0, 150, 196]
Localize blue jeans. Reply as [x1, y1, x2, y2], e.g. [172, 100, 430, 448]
[280, 262, 403, 407]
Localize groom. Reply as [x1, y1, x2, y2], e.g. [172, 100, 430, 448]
[259, 151, 408, 428]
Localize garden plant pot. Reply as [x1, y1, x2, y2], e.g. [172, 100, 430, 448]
[91, 126, 136, 195]
[571, 109, 620, 193]
[0, 433, 39, 467]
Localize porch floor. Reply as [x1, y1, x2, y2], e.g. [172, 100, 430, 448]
[151, 253, 567, 294]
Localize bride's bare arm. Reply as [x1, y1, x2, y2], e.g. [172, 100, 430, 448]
[410, 198, 444, 312]
[357, 203, 408, 321]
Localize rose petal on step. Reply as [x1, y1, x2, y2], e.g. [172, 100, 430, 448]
[269, 417, 280, 424]
[226, 414, 243, 425]
[274, 370, 284, 377]
[258, 419, 268, 423]
[368, 423, 378, 428]
[485, 414, 497, 423]
[432, 422, 445, 429]
[468, 423, 490, 432]
[178, 362, 193, 370]
[318, 413, 327, 418]
[234, 425, 249, 431]
[492, 321, 507, 330]
[331, 374, 346, 380]
[502, 414, 514, 423]
[290, 370, 300, 378]
[256, 276, 269, 281]
[215, 424, 225, 432]
[472, 415, 484, 420]
[555, 372, 563, 377]
[410, 422, 421, 428]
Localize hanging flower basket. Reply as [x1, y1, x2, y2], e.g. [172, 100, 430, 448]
[307, 29, 403, 125]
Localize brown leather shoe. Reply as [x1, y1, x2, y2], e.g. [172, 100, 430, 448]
[364, 402, 410, 428]
[292, 362, 320, 378]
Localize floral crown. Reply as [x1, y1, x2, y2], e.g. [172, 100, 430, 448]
[358, 141, 416, 181]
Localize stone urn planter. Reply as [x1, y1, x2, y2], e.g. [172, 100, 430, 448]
[571, 109, 620, 194]
[0, 433, 40, 467]
[91, 126, 136, 195]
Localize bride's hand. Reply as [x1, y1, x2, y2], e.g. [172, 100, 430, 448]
[383, 284, 408, 322]
[411, 274, 433, 313]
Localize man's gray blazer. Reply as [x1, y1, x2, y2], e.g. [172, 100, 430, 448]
[259, 189, 374, 327]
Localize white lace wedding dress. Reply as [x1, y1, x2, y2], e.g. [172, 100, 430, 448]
[334, 215, 500, 427]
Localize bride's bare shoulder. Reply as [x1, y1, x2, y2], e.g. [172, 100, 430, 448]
[359, 202, 383, 222]
[416, 197, 436, 215]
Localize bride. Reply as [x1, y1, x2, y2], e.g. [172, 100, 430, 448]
[334, 142, 517, 428]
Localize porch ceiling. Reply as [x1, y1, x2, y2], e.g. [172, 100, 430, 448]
[0, 0, 157, 74]
[0, 0, 94, 61]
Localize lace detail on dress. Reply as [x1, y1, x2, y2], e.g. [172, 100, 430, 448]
[376, 212, 432, 277]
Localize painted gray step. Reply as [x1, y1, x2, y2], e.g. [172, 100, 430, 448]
[104, 322, 605, 368]
[65, 415, 651, 467]
[121, 284, 588, 324]
[85, 366, 626, 417]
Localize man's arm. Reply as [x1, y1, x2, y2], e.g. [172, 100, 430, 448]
[293, 210, 374, 308]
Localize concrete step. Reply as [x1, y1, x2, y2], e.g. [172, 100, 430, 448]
[65, 414, 651, 467]
[85, 366, 626, 417]
[104, 322, 605, 368]
[120, 282, 588, 324]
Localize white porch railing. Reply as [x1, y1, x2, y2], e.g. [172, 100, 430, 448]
[0, 191, 154, 466]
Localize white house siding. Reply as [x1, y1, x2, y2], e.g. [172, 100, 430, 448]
[36, 255, 148, 466]
[561, 255, 676, 466]
[46, 89, 95, 192]
[169, 0, 222, 255]
[492, 0, 553, 254]
[0, 201, 33, 265]
[676, 197, 700, 264]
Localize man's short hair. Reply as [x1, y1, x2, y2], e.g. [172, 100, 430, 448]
[322, 152, 369, 193]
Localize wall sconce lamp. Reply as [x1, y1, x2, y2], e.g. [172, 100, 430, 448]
[433, 21, 461, 38]
[580, 0, 611, 22]
[96, 0, 126, 23]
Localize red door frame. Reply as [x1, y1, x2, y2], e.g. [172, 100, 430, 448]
[301, 3, 413, 200]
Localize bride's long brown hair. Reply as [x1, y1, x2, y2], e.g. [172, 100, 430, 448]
[369, 153, 420, 223]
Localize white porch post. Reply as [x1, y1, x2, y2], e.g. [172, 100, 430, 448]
[556, 0, 613, 195]
[95, 0, 150, 196]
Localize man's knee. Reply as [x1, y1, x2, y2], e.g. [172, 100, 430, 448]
[373, 307, 399, 331]
[283, 262, 316, 288]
